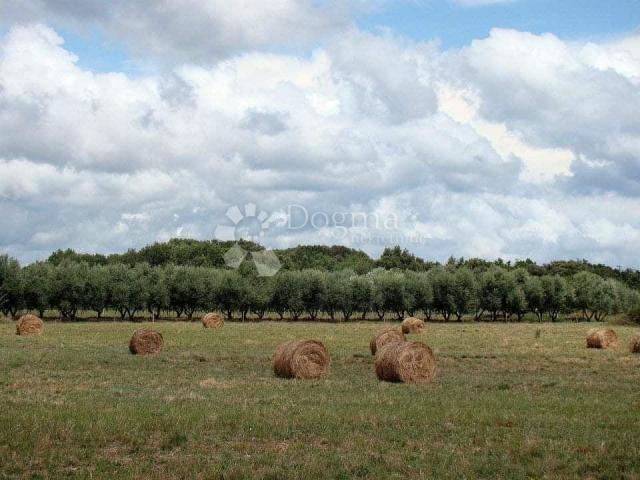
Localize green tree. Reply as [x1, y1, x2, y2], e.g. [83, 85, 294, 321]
[0, 254, 22, 318]
[250, 276, 274, 320]
[590, 279, 618, 322]
[431, 267, 456, 321]
[351, 275, 373, 320]
[571, 271, 601, 321]
[50, 261, 88, 320]
[541, 275, 570, 322]
[143, 266, 170, 321]
[506, 286, 527, 321]
[452, 268, 478, 321]
[106, 264, 146, 320]
[370, 270, 408, 320]
[478, 267, 512, 321]
[270, 271, 306, 320]
[524, 276, 545, 321]
[301, 270, 327, 320]
[271, 272, 294, 320]
[85, 265, 109, 318]
[377, 246, 429, 271]
[21, 262, 53, 318]
[167, 266, 209, 319]
[325, 271, 357, 321]
[217, 270, 251, 321]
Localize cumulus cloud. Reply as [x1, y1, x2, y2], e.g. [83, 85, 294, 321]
[0, 0, 357, 63]
[449, 28, 640, 195]
[0, 22, 639, 267]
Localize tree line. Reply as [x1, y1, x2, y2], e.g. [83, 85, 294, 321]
[1, 254, 638, 322]
[45, 240, 640, 289]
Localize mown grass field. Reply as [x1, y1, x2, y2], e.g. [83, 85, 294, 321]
[1, 320, 640, 479]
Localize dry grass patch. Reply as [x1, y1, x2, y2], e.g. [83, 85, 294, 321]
[198, 378, 235, 389]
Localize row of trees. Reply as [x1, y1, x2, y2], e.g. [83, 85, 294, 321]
[46, 240, 640, 290]
[2, 254, 638, 322]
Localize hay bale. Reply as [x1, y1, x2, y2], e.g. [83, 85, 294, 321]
[586, 328, 618, 349]
[273, 340, 330, 379]
[401, 317, 425, 334]
[369, 328, 405, 355]
[375, 341, 437, 383]
[129, 329, 164, 355]
[630, 336, 640, 354]
[202, 312, 224, 329]
[16, 314, 43, 336]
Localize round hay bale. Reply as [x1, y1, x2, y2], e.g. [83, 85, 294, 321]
[586, 328, 618, 349]
[401, 317, 425, 334]
[375, 341, 437, 383]
[369, 328, 405, 355]
[16, 314, 43, 336]
[273, 340, 330, 379]
[129, 329, 164, 355]
[630, 336, 640, 354]
[202, 312, 224, 329]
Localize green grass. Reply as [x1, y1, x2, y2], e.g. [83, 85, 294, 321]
[1, 320, 640, 479]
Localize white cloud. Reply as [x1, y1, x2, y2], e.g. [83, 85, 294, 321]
[0, 23, 639, 268]
[0, 0, 358, 63]
[448, 28, 640, 195]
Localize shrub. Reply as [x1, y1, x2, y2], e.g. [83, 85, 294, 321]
[628, 303, 640, 324]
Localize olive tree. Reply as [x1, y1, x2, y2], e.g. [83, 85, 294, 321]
[370, 270, 408, 320]
[351, 275, 373, 320]
[50, 261, 89, 320]
[301, 270, 327, 320]
[430, 267, 456, 321]
[85, 265, 109, 318]
[21, 262, 53, 318]
[524, 276, 545, 321]
[571, 271, 602, 321]
[478, 267, 514, 321]
[404, 272, 433, 319]
[0, 254, 22, 318]
[541, 275, 570, 322]
[249, 276, 274, 320]
[143, 266, 170, 321]
[271, 271, 305, 320]
[452, 268, 477, 321]
[167, 265, 209, 319]
[106, 263, 147, 320]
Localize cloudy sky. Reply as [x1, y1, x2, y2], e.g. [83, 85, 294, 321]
[1, 1, 639, 267]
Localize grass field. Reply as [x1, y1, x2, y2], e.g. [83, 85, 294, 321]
[1, 320, 640, 479]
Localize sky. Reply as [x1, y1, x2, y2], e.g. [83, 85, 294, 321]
[0, 0, 639, 267]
